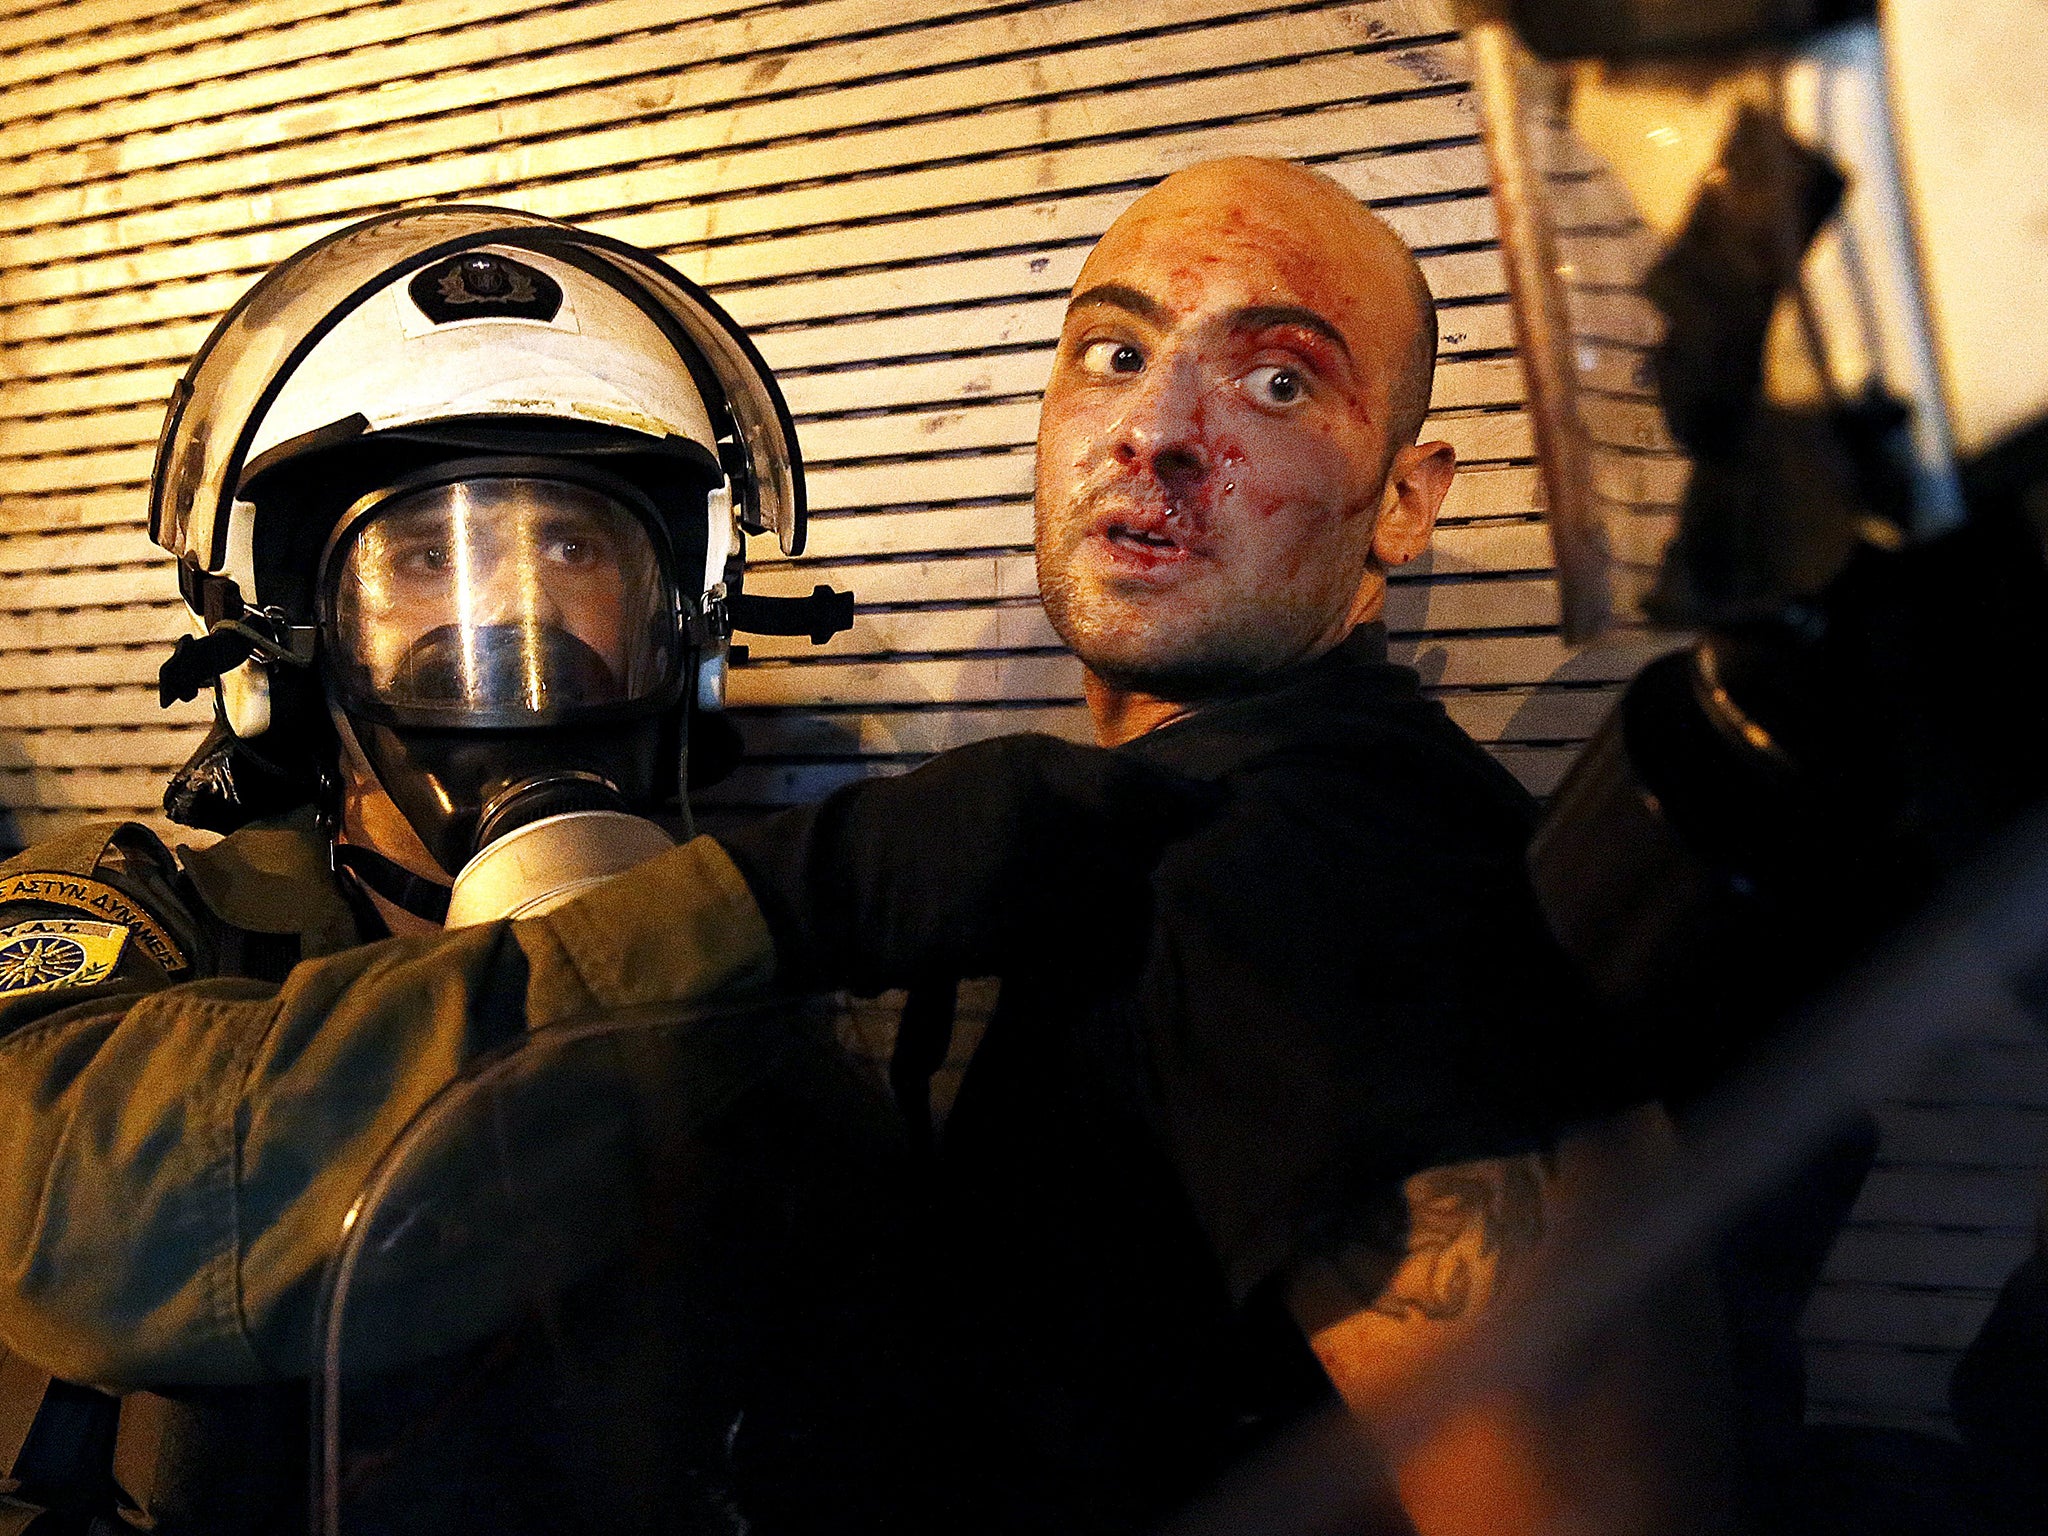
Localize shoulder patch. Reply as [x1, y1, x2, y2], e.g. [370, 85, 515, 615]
[0, 919, 130, 997]
[0, 872, 191, 978]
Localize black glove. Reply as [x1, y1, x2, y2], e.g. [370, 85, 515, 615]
[715, 733, 1221, 994]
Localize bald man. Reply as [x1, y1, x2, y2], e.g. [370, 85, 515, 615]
[1034, 156, 1448, 718]
[897, 158, 1736, 1536]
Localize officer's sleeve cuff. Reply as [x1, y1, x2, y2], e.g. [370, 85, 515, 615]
[516, 834, 777, 1023]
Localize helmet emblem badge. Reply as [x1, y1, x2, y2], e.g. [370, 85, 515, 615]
[409, 252, 563, 325]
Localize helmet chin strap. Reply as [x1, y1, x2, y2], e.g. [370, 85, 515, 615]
[326, 705, 453, 927]
[332, 843, 452, 926]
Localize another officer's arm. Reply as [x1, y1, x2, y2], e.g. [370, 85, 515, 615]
[1288, 1108, 1739, 1536]
[0, 736, 1204, 1391]
[0, 835, 771, 1390]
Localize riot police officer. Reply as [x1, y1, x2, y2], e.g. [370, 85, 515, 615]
[0, 207, 1197, 1534]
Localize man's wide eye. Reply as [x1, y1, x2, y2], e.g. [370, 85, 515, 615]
[1243, 365, 1307, 407]
[1079, 339, 1145, 376]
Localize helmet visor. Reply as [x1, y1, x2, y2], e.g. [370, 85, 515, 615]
[326, 478, 680, 724]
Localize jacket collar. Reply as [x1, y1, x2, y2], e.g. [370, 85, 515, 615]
[177, 808, 364, 958]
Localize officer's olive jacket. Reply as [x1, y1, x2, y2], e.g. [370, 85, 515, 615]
[0, 816, 775, 1390]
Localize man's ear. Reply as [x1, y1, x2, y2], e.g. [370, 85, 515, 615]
[1372, 439, 1457, 568]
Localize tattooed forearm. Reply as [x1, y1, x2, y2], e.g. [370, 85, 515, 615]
[1333, 1154, 1551, 1323]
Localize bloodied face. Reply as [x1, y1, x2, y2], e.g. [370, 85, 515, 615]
[1034, 159, 1448, 699]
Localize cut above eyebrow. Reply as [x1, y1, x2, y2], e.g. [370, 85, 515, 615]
[1231, 304, 1352, 362]
[1065, 283, 1170, 324]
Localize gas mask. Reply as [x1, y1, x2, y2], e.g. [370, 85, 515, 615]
[151, 210, 851, 925]
[320, 462, 693, 921]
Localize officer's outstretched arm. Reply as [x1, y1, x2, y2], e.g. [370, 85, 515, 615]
[0, 835, 772, 1390]
[1288, 1106, 1740, 1536]
[716, 732, 1218, 994]
[0, 737, 1208, 1391]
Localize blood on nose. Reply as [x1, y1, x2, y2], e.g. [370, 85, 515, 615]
[1106, 354, 1213, 491]
[1109, 430, 1210, 490]
[1152, 444, 1207, 494]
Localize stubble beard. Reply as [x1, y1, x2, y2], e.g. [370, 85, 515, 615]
[1035, 493, 1355, 702]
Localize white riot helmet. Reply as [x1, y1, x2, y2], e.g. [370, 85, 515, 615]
[152, 207, 847, 901]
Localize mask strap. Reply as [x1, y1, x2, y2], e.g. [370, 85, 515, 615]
[332, 844, 453, 925]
